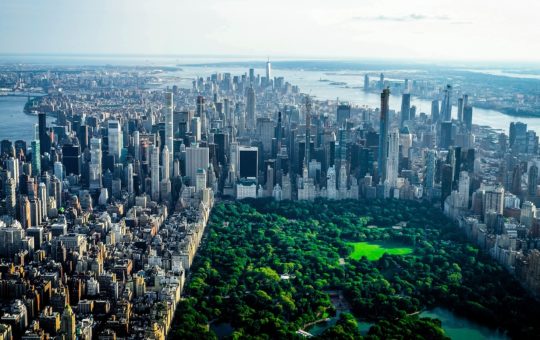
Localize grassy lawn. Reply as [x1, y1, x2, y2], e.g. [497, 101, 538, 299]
[346, 241, 413, 261]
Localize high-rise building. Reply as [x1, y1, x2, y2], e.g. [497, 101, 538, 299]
[400, 93, 411, 127]
[441, 84, 452, 122]
[164, 92, 174, 175]
[378, 88, 390, 182]
[337, 104, 351, 127]
[5, 177, 16, 217]
[458, 171, 470, 209]
[529, 164, 538, 196]
[440, 122, 453, 149]
[463, 105, 473, 132]
[238, 146, 258, 180]
[441, 164, 454, 208]
[185, 146, 210, 185]
[431, 100, 440, 123]
[162, 145, 170, 181]
[425, 150, 436, 189]
[89, 138, 102, 190]
[38, 113, 49, 155]
[107, 120, 122, 161]
[364, 74, 369, 90]
[385, 129, 400, 188]
[246, 85, 256, 128]
[151, 146, 160, 202]
[31, 140, 41, 176]
[521, 201, 537, 228]
[61, 305, 76, 340]
[196, 95, 205, 135]
[191, 117, 201, 142]
[62, 144, 81, 176]
[126, 163, 134, 194]
[457, 97, 464, 122]
[195, 168, 207, 193]
[484, 186, 505, 216]
[133, 130, 140, 161]
[249, 68, 255, 84]
[266, 58, 272, 83]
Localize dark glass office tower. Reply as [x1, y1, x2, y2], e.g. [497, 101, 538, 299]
[378, 88, 390, 182]
[400, 93, 411, 127]
[38, 112, 50, 155]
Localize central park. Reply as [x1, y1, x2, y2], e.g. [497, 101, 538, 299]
[169, 198, 540, 339]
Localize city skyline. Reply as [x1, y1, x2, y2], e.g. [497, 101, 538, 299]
[1, 0, 540, 62]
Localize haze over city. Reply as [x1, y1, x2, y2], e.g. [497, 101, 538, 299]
[1, 0, 540, 62]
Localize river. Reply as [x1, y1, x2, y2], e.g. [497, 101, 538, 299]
[0, 96, 38, 142]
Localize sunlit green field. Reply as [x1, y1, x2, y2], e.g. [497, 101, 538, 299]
[347, 241, 413, 261]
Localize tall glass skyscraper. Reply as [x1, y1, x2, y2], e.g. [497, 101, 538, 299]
[378, 88, 390, 182]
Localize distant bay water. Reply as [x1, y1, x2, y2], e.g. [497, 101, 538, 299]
[2, 57, 540, 142]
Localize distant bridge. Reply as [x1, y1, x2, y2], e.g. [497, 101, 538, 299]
[0, 92, 45, 98]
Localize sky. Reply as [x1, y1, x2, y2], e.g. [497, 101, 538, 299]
[1, 0, 539, 63]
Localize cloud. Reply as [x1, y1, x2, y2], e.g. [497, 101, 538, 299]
[352, 14, 451, 22]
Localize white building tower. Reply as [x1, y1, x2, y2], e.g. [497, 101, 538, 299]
[162, 145, 170, 181]
[89, 137, 102, 190]
[385, 129, 400, 189]
[133, 130, 140, 161]
[108, 120, 122, 161]
[126, 163, 134, 194]
[327, 166, 337, 199]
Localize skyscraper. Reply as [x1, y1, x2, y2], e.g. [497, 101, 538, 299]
[246, 85, 256, 128]
[151, 146, 160, 202]
[464, 105, 473, 132]
[31, 140, 41, 176]
[126, 163, 134, 194]
[61, 305, 76, 340]
[400, 93, 411, 127]
[108, 120, 122, 161]
[162, 145, 170, 181]
[529, 164, 538, 196]
[238, 146, 258, 179]
[431, 100, 440, 123]
[441, 84, 452, 122]
[164, 92, 174, 176]
[62, 144, 81, 176]
[378, 88, 390, 182]
[364, 74, 369, 90]
[305, 96, 312, 169]
[266, 58, 272, 82]
[38, 113, 49, 155]
[186, 146, 210, 185]
[89, 137, 102, 190]
[337, 104, 351, 127]
[385, 129, 400, 188]
[457, 97, 464, 122]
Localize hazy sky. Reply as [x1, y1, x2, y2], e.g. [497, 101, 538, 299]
[1, 0, 539, 62]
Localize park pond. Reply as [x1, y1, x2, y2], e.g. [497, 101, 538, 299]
[420, 307, 509, 339]
[306, 307, 509, 339]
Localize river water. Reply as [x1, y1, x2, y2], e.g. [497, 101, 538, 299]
[0, 96, 38, 142]
[2, 63, 540, 142]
